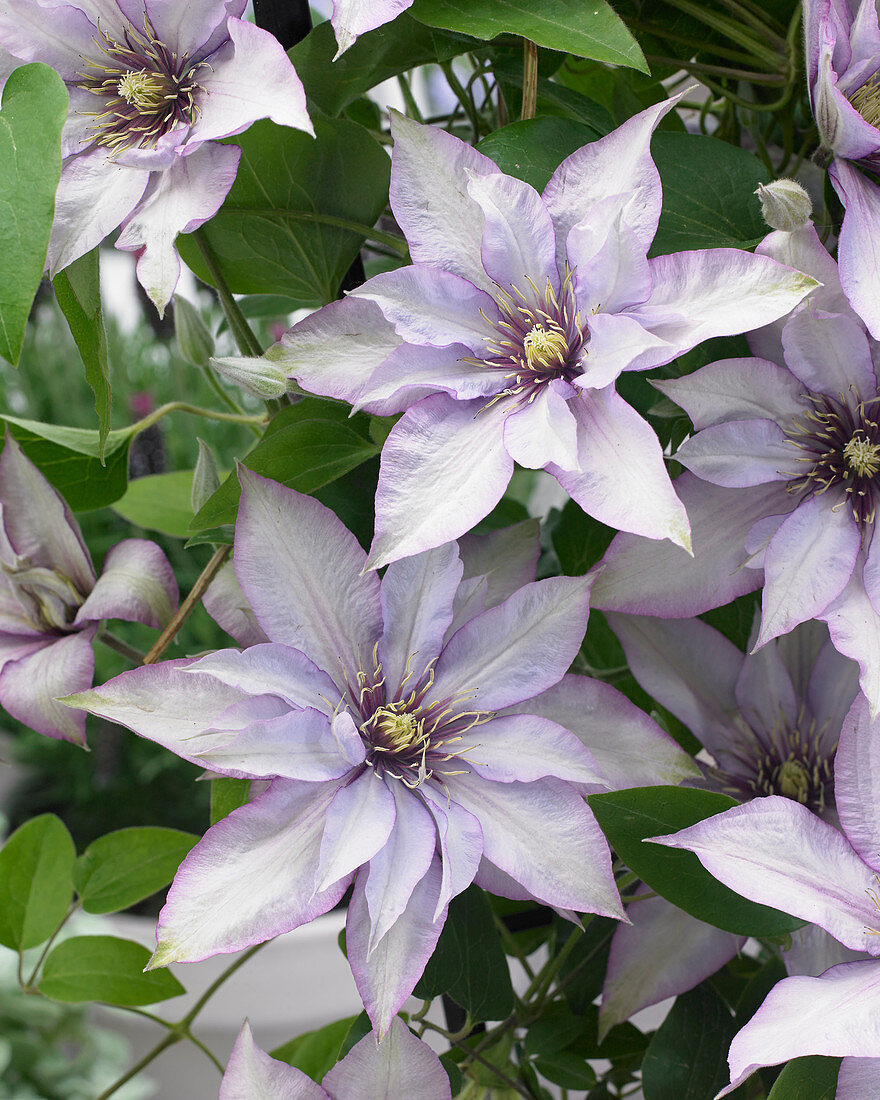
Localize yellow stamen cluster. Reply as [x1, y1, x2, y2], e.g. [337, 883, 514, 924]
[774, 758, 810, 803]
[522, 324, 570, 372]
[843, 433, 880, 478]
[851, 76, 880, 131]
[369, 705, 427, 756]
[116, 69, 168, 112]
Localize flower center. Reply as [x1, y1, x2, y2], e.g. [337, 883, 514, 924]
[784, 391, 880, 528]
[367, 705, 428, 756]
[522, 324, 570, 371]
[775, 758, 810, 802]
[850, 75, 880, 131]
[77, 14, 206, 153]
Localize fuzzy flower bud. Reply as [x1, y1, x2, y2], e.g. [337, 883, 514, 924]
[210, 356, 288, 400]
[174, 296, 215, 367]
[755, 180, 813, 233]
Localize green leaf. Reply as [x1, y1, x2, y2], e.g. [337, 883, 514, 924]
[550, 499, 615, 577]
[177, 114, 390, 304]
[271, 1016, 357, 1080]
[52, 248, 111, 458]
[641, 983, 735, 1100]
[112, 470, 203, 538]
[767, 1056, 841, 1099]
[476, 116, 600, 193]
[411, 0, 647, 69]
[210, 777, 251, 825]
[289, 16, 472, 116]
[0, 815, 75, 950]
[39, 935, 184, 1005]
[588, 787, 804, 937]
[534, 1050, 597, 1089]
[191, 401, 379, 530]
[73, 827, 199, 915]
[651, 132, 770, 255]
[414, 886, 515, 1022]
[0, 63, 67, 366]
[1, 414, 130, 510]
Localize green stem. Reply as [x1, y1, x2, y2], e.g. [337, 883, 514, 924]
[24, 904, 80, 989]
[646, 55, 786, 84]
[193, 228, 263, 358]
[220, 208, 410, 258]
[658, 0, 783, 66]
[397, 72, 424, 123]
[421, 1020, 534, 1100]
[126, 400, 266, 439]
[441, 60, 483, 141]
[96, 629, 145, 665]
[626, 19, 779, 68]
[95, 1032, 180, 1100]
[203, 360, 247, 416]
[182, 1028, 224, 1073]
[520, 38, 538, 120]
[180, 943, 266, 1026]
[526, 924, 584, 1008]
[492, 913, 536, 981]
[710, 0, 787, 47]
[144, 545, 232, 664]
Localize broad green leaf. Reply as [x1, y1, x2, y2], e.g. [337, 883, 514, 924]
[53, 248, 111, 458]
[113, 470, 203, 538]
[588, 787, 804, 937]
[289, 16, 472, 116]
[1, 414, 130, 510]
[411, 0, 647, 70]
[550, 498, 615, 577]
[651, 132, 770, 255]
[191, 402, 379, 530]
[414, 885, 515, 1022]
[0, 815, 75, 950]
[701, 591, 761, 653]
[0, 63, 67, 366]
[490, 50, 615, 134]
[73, 827, 199, 915]
[641, 983, 735, 1100]
[767, 1056, 841, 1099]
[557, 917, 617, 1016]
[39, 936, 184, 1005]
[534, 1050, 596, 1089]
[272, 1016, 357, 1079]
[210, 777, 251, 825]
[477, 117, 600, 193]
[177, 114, 390, 304]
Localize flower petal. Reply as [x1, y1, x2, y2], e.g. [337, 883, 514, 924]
[832, 158, 880, 340]
[0, 0, 96, 77]
[235, 469, 382, 687]
[187, 644, 340, 712]
[834, 694, 880, 874]
[676, 419, 793, 488]
[781, 304, 878, 399]
[459, 712, 606, 787]
[315, 771, 396, 894]
[734, 636, 798, 735]
[323, 1015, 452, 1100]
[76, 539, 177, 627]
[568, 202, 652, 314]
[330, 0, 416, 56]
[836, 1056, 880, 1100]
[202, 560, 269, 647]
[220, 1020, 326, 1100]
[577, 311, 674, 384]
[656, 357, 808, 430]
[819, 568, 880, 717]
[0, 631, 94, 745]
[502, 381, 580, 471]
[418, 783, 482, 917]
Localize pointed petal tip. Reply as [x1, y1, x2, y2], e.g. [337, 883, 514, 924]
[145, 942, 179, 970]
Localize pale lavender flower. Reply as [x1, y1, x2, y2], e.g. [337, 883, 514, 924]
[219, 1017, 451, 1100]
[251, 105, 816, 570]
[0, 0, 312, 311]
[0, 432, 177, 745]
[66, 470, 627, 1034]
[650, 693, 880, 1094]
[594, 223, 880, 715]
[329, 1, 414, 57]
[804, 0, 880, 336]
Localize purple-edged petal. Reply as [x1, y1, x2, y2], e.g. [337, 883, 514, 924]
[458, 520, 540, 605]
[235, 469, 382, 686]
[831, 159, 880, 339]
[151, 779, 350, 967]
[836, 1057, 880, 1099]
[388, 111, 500, 294]
[116, 142, 241, 313]
[323, 1015, 452, 1100]
[502, 381, 579, 471]
[202, 560, 269, 647]
[465, 171, 558, 293]
[781, 305, 878, 399]
[512, 673, 699, 789]
[187, 644, 340, 713]
[735, 638, 798, 735]
[591, 474, 787, 617]
[576, 311, 674, 384]
[356, 342, 500, 416]
[600, 889, 744, 1038]
[805, 636, 861, 737]
[651, 796, 880, 954]
[0, 630, 94, 745]
[835, 694, 880, 874]
[656, 357, 808, 430]
[459, 712, 606, 786]
[220, 1020, 326, 1100]
[184, 17, 312, 145]
[76, 538, 177, 628]
[720, 961, 880, 1094]
[820, 567, 880, 717]
[757, 494, 861, 646]
[676, 419, 793, 488]
[367, 395, 513, 571]
[568, 203, 652, 314]
[330, 1, 416, 56]
[0, 0, 97, 77]
[346, 860, 446, 1036]
[444, 770, 624, 918]
[315, 771, 395, 893]
[432, 575, 592, 712]
[378, 542, 462, 695]
[418, 783, 482, 917]
[550, 388, 691, 548]
[138, 0, 247, 57]
[782, 922, 865, 978]
[630, 249, 818, 355]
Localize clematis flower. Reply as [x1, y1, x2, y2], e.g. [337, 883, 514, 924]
[804, 0, 880, 336]
[593, 223, 880, 715]
[0, 432, 177, 746]
[329, 1, 414, 57]
[66, 469, 626, 1034]
[244, 105, 817, 570]
[649, 692, 880, 1094]
[0, 0, 312, 311]
[219, 1017, 451, 1100]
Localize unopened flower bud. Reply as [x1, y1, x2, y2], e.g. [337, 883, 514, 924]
[174, 296, 214, 367]
[192, 439, 221, 514]
[210, 356, 288, 400]
[755, 179, 813, 233]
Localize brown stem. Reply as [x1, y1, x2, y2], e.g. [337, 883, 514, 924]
[520, 38, 538, 121]
[143, 545, 231, 664]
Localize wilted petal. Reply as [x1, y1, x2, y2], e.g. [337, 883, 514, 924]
[323, 1015, 452, 1100]
[0, 630, 94, 745]
[116, 142, 241, 313]
[781, 305, 878, 399]
[651, 796, 880, 954]
[76, 539, 177, 627]
[152, 779, 349, 966]
[432, 575, 592, 711]
[202, 561, 269, 647]
[458, 712, 606, 787]
[834, 695, 880, 874]
[235, 469, 382, 686]
[676, 419, 793, 488]
[832, 158, 880, 339]
[656, 357, 808, 430]
[367, 395, 513, 571]
[600, 889, 743, 1037]
[220, 1020, 326, 1100]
